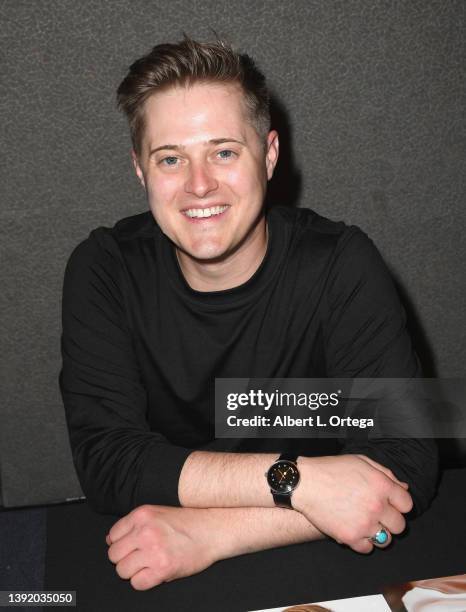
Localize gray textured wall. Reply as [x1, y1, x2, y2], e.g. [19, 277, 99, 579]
[1, 1, 465, 507]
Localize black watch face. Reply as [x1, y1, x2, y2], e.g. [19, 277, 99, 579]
[267, 460, 300, 494]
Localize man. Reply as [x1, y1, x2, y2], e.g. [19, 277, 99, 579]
[60, 36, 438, 591]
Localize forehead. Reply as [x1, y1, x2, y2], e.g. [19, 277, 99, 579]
[140, 82, 254, 148]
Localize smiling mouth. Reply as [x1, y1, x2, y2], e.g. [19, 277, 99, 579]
[182, 205, 229, 219]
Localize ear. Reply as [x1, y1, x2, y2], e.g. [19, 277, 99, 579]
[131, 150, 146, 189]
[265, 130, 279, 180]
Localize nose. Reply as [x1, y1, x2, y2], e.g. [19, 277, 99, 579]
[184, 160, 218, 198]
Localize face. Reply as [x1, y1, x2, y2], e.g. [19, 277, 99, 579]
[132, 82, 279, 265]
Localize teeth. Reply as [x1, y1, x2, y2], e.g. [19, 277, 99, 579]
[183, 205, 228, 218]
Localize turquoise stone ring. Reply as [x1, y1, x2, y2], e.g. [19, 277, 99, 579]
[370, 526, 389, 546]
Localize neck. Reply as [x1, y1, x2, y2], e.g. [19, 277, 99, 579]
[176, 216, 268, 292]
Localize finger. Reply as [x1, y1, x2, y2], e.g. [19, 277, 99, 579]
[379, 506, 406, 536]
[108, 533, 139, 565]
[368, 524, 392, 549]
[105, 533, 111, 546]
[108, 515, 135, 545]
[115, 549, 147, 580]
[388, 485, 413, 514]
[351, 538, 374, 554]
[130, 567, 163, 591]
[357, 455, 409, 488]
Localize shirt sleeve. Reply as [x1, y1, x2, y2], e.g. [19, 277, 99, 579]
[60, 229, 192, 516]
[323, 228, 438, 516]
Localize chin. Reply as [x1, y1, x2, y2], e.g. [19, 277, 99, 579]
[182, 239, 229, 262]
[187, 247, 228, 263]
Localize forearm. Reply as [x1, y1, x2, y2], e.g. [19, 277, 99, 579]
[178, 449, 414, 555]
[177, 449, 409, 511]
[203, 506, 324, 560]
[178, 450, 277, 508]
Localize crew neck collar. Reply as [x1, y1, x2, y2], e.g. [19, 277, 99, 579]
[157, 208, 288, 308]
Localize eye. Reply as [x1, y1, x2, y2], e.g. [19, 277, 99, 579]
[160, 156, 179, 166]
[217, 149, 236, 160]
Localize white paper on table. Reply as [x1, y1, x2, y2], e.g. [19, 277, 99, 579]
[402, 585, 466, 610]
[249, 592, 391, 611]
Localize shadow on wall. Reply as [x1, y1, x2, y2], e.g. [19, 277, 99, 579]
[265, 94, 302, 209]
[265, 99, 465, 468]
[389, 271, 464, 468]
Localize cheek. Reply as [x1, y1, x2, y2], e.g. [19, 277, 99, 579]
[146, 175, 179, 209]
[223, 164, 263, 196]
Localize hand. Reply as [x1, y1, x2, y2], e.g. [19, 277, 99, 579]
[106, 505, 219, 590]
[292, 454, 413, 554]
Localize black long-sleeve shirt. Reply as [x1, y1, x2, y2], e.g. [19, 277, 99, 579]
[60, 206, 438, 516]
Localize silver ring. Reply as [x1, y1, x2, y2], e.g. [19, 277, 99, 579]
[369, 525, 390, 546]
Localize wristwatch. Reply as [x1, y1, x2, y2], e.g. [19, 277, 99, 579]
[265, 453, 300, 508]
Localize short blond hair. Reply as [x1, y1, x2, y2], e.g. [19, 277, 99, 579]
[117, 35, 271, 153]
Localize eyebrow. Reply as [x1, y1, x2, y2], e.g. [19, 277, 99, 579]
[149, 138, 245, 156]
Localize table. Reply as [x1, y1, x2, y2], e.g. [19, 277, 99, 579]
[45, 468, 466, 611]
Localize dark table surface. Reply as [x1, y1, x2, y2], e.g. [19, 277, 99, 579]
[45, 468, 466, 612]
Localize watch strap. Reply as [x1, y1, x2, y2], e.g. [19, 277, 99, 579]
[279, 453, 298, 463]
[272, 492, 293, 508]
